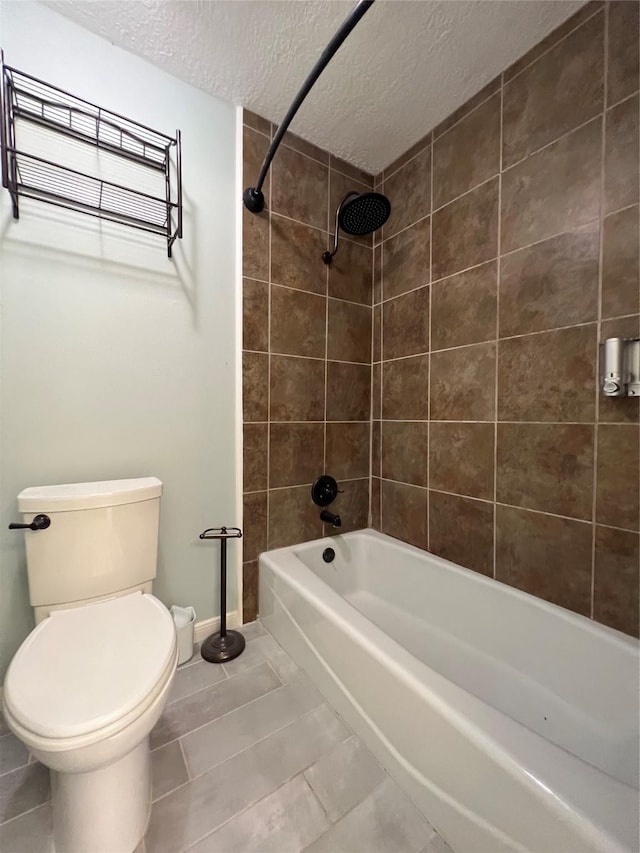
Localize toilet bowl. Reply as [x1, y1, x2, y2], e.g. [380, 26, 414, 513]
[4, 591, 177, 853]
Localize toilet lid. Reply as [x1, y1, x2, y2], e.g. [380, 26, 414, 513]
[4, 592, 176, 739]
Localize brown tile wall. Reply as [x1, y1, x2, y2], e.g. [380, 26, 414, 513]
[242, 111, 373, 620]
[371, 2, 639, 638]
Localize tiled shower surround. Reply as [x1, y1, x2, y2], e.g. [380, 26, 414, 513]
[243, 0, 639, 637]
[242, 112, 373, 620]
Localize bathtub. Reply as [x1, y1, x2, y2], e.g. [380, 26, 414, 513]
[259, 529, 639, 853]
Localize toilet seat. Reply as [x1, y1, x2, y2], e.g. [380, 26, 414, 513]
[4, 592, 176, 744]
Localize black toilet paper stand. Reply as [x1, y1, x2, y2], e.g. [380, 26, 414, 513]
[198, 526, 245, 663]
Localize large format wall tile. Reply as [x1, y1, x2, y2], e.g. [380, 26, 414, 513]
[243, 208, 269, 281]
[328, 299, 372, 364]
[430, 422, 494, 500]
[382, 217, 431, 299]
[381, 421, 429, 486]
[243, 278, 269, 352]
[502, 11, 604, 168]
[328, 238, 372, 305]
[243, 491, 267, 563]
[383, 286, 430, 359]
[327, 479, 370, 534]
[499, 224, 599, 336]
[327, 362, 371, 421]
[607, 0, 640, 106]
[243, 352, 269, 422]
[604, 94, 639, 214]
[382, 355, 429, 420]
[433, 93, 500, 209]
[272, 146, 328, 230]
[431, 261, 497, 350]
[269, 423, 324, 488]
[429, 491, 494, 576]
[498, 326, 596, 422]
[496, 423, 594, 519]
[270, 356, 325, 422]
[501, 118, 601, 254]
[243, 423, 268, 493]
[381, 480, 427, 549]
[383, 145, 431, 239]
[271, 286, 326, 358]
[326, 423, 370, 481]
[430, 342, 496, 421]
[601, 205, 640, 318]
[596, 424, 640, 530]
[593, 525, 639, 637]
[496, 506, 592, 616]
[270, 215, 327, 294]
[269, 486, 322, 549]
[432, 177, 499, 280]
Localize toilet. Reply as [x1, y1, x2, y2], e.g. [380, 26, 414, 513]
[3, 478, 178, 853]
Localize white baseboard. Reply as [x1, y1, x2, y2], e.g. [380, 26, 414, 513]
[194, 611, 241, 644]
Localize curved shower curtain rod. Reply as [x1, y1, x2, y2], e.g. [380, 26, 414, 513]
[243, 0, 375, 214]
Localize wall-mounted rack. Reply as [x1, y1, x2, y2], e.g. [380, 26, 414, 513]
[0, 54, 182, 257]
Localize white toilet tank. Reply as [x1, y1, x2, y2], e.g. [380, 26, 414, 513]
[17, 477, 162, 622]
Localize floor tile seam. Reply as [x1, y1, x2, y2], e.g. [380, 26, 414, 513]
[180, 771, 328, 853]
[156, 666, 286, 745]
[300, 775, 430, 852]
[0, 799, 51, 828]
[167, 696, 332, 790]
[165, 660, 266, 708]
[0, 755, 33, 780]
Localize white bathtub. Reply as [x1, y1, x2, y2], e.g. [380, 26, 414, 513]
[259, 529, 639, 853]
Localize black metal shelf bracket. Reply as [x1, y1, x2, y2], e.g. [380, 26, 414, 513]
[198, 526, 245, 664]
[0, 52, 183, 257]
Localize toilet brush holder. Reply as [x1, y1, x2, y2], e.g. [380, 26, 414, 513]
[198, 525, 245, 663]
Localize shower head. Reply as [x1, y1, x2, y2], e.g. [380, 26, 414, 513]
[339, 192, 391, 236]
[322, 191, 391, 264]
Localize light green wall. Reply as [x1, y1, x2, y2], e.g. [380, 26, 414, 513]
[0, 2, 240, 679]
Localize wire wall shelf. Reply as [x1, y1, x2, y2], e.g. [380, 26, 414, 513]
[0, 55, 183, 256]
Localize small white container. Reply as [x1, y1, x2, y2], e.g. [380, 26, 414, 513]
[170, 605, 196, 665]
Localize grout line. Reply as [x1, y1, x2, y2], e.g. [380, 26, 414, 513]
[380, 211, 431, 246]
[431, 86, 501, 145]
[0, 801, 52, 829]
[266, 159, 272, 553]
[381, 138, 431, 185]
[427, 126, 434, 550]
[270, 208, 370, 251]
[157, 700, 344, 811]
[270, 281, 370, 309]
[502, 113, 603, 175]
[494, 71, 504, 581]
[592, 4, 609, 619]
[177, 737, 192, 782]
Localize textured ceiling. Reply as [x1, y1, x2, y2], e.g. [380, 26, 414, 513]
[45, 0, 585, 174]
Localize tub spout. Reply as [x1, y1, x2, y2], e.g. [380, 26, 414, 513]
[320, 509, 342, 528]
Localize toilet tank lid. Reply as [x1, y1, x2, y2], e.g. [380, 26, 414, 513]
[17, 477, 162, 512]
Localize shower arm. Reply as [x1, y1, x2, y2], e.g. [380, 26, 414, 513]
[322, 191, 358, 264]
[243, 0, 375, 214]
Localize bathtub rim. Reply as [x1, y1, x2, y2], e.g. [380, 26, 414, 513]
[259, 528, 639, 853]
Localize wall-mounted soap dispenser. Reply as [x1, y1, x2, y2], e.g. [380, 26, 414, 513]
[601, 337, 640, 397]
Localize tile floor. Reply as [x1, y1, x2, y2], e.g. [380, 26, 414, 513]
[0, 621, 452, 853]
